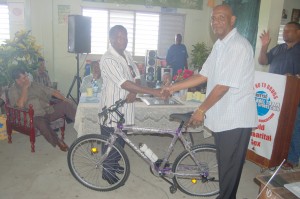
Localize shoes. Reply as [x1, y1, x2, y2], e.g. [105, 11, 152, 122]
[102, 162, 123, 184]
[57, 139, 69, 152]
[282, 161, 298, 170]
[114, 165, 124, 174]
[102, 171, 120, 184]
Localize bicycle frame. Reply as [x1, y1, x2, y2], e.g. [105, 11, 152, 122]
[68, 99, 219, 196]
[101, 121, 207, 179]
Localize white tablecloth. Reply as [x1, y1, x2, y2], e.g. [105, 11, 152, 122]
[74, 94, 211, 138]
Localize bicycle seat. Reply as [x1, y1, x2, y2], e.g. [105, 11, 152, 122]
[169, 112, 193, 123]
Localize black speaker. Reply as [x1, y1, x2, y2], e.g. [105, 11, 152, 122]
[145, 50, 157, 82]
[68, 15, 91, 53]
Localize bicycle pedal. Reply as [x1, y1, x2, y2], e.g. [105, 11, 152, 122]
[155, 159, 170, 168]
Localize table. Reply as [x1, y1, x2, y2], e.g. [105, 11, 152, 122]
[256, 171, 300, 199]
[74, 94, 211, 138]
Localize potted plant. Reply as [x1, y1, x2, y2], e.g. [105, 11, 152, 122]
[190, 42, 211, 72]
[0, 30, 42, 88]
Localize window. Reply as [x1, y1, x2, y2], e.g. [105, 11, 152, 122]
[82, 9, 108, 54]
[83, 8, 184, 57]
[135, 13, 159, 56]
[0, 4, 10, 45]
[277, 25, 284, 44]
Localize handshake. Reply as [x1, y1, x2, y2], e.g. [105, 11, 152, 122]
[151, 85, 175, 100]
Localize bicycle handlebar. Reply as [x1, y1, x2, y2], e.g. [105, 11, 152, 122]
[98, 99, 127, 124]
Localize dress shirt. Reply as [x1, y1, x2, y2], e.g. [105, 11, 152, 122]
[99, 46, 140, 127]
[200, 28, 258, 132]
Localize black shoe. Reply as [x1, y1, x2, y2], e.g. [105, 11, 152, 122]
[114, 165, 124, 174]
[102, 171, 119, 185]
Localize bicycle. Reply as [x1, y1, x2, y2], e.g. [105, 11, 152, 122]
[67, 99, 219, 197]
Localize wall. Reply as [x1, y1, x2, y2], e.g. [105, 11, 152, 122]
[282, 0, 300, 24]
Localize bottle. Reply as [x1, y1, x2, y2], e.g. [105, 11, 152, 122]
[92, 79, 99, 94]
[155, 80, 161, 89]
[139, 143, 158, 162]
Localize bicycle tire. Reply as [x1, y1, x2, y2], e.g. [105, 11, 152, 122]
[67, 134, 130, 191]
[172, 144, 219, 197]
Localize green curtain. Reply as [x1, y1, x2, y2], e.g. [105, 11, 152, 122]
[224, 0, 260, 51]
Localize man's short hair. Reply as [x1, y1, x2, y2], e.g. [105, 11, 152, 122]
[286, 21, 300, 30]
[11, 67, 26, 80]
[38, 57, 45, 62]
[109, 25, 127, 40]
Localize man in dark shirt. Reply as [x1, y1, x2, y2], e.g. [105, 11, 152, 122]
[166, 34, 188, 78]
[258, 21, 300, 169]
[258, 22, 300, 74]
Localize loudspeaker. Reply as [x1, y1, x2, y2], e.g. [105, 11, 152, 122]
[145, 50, 157, 82]
[68, 15, 91, 53]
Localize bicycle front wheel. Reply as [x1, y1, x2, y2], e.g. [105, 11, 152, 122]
[172, 144, 219, 197]
[67, 134, 130, 191]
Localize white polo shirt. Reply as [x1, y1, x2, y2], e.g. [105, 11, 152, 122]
[100, 46, 141, 127]
[200, 28, 258, 132]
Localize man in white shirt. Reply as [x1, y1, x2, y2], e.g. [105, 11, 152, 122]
[163, 5, 257, 199]
[100, 25, 162, 184]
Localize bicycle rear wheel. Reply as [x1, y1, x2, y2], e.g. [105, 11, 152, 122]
[172, 144, 219, 197]
[67, 134, 130, 191]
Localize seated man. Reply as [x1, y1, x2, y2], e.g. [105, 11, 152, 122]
[80, 61, 103, 93]
[8, 67, 76, 152]
[162, 72, 172, 86]
[33, 57, 52, 88]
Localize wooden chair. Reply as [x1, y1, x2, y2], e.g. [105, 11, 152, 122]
[5, 98, 65, 152]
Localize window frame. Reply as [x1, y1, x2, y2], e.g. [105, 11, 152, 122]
[82, 7, 185, 58]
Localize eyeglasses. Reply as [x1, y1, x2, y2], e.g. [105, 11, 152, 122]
[128, 65, 136, 78]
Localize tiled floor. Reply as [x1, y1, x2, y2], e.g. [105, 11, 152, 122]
[0, 123, 298, 199]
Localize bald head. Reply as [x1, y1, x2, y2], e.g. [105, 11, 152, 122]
[213, 4, 234, 16]
[211, 4, 236, 40]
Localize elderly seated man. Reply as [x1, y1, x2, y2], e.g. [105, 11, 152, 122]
[8, 67, 76, 151]
[80, 61, 103, 94]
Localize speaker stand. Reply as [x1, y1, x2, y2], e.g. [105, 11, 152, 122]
[67, 53, 81, 104]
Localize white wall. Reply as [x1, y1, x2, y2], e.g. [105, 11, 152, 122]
[283, 0, 300, 24]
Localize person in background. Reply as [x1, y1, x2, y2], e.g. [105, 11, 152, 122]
[166, 34, 188, 78]
[33, 57, 52, 88]
[162, 72, 172, 86]
[79, 61, 103, 93]
[100, 25, 162, 185]
[258, 21, 300, 170]
[8, 67, 76, 152]
[162, 5, 257, 199]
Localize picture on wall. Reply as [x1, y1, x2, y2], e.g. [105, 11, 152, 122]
[291, 9, 300, 22]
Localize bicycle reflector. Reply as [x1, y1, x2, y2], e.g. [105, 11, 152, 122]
[91, 147, 98, 153]
[191, 179, 197, 184]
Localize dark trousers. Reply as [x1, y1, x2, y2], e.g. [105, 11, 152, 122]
[213, 128, 252, 199]
[100, 125, 125, 162]
[33, 101, 76, 147]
